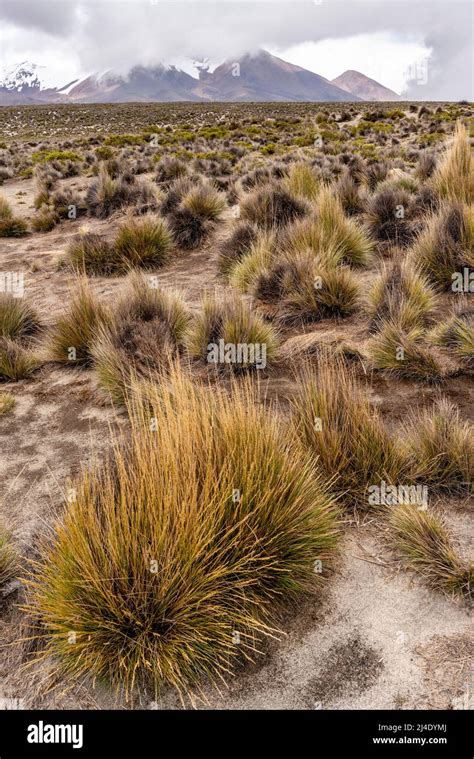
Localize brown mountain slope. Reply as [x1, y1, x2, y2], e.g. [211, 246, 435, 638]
[196, 50, 358, 102]
[332, 70, 401, 101]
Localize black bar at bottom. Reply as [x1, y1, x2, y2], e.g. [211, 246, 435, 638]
[0, 709, 471, 757]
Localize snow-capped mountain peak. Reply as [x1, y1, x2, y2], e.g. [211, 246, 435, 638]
[0, 61, 46, 92]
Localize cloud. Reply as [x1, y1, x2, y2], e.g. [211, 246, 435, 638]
[0, 0, 78, 34]
[0, 0, 472, 99]
[401, 4, 473, 99]
[272, 34, 430, 94]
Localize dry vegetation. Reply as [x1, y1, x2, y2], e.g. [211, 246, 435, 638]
[0, 100, 472, 709]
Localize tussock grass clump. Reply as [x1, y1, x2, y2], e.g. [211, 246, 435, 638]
[281, 263, 360, 324]
[85, 167, 132, 218]
[229, 231, 276, 293]
[113, 215, 173, 271]
[335, 171, 365, 216]
[252, 250, 360, 325]
[167, 207, 209, 250]
[27, 367, 338, 696]
[0, 196, 12, 219]
[365, 162, 390, 192]
[416, 151, 436, 181]
[69, 217, 173, 275]
[92, 275, 190, 404]
[48, 279, 109, 366]
[160, 176, 196, 215]
[67, 233, 114, 275]
[284, 163, 319, 201]
[432, 122, 474, 204]
[165, 180, 224, 251]
[365, 184, 414, 246]
[368, 320, 444, 383]
[181, 182, 226, 221]
[0, 525, 16, 591]
[31, 204, 59, 233]
[291, 357, 406, 509]
[187, 295, 279, 372]
[240, 184, 308, 230]
[430, 303, 474, 367]
[315, 187, 373, 266]
[0, 339, 37, 381]
[280, 191, 373, 268]
[278, 215, 344, 269]
[411, 202, 474, 290]
[217, 221, 259, 278]
[0, 294, 41, 340]
[33, 168, 59, 209]
[401, 399, 473, 494]
[389, 505, 473, 598]
[86, 167, 156, 218]
[0, 391, 15, 415]
[0, 195, 28, 238]
[155, 156, 187, 183]
[49, 186, 85, 220]
[365, 260, 438, 332]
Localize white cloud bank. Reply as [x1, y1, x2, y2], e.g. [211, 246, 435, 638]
[0, 0, 472, 99]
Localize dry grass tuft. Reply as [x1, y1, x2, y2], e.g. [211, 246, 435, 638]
[291, 356, 406, 509]
[48, 278, 109, 366]
[26, 366, 338, 697]
[365, 260, 438, 332]
[401, 399, 473, 494]
[389, 505, 473, 598]
[411, 202, 474, 291]
[186, 294, 279, 372]
[217, 222, 259, 278]
[0, 195, 28, 238]
[368, 320, 444, 383]
[86, 166, 157, 218]
[113, 215, 173, 271]
[0, 339, 37, 381]
[284, 163, 320, 201]
[240, 184, 308, 230]
[280, 189, 373, 268]
[430, 302, 474, 367]
[432, 122, 474, 205]
[92, 275, 190, 404]
[315, 186, 373, 266]
[67, 233, 114, 275]
[365, 184, 414, 246]
[181, 182, 226, 221]
[229, 231, 275, 293]
[0, 391, 15, 415]
[0, 525, 16, 592]
[253, 250, 361, 325]
[0, 294, 42, 340]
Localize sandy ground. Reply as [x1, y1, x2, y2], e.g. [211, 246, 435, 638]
[0, 174, 472, 711]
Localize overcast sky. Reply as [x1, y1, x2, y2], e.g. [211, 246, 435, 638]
[0, 0, 472, 99]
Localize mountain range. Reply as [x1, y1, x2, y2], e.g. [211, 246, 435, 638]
[0, 51, 401, 105]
